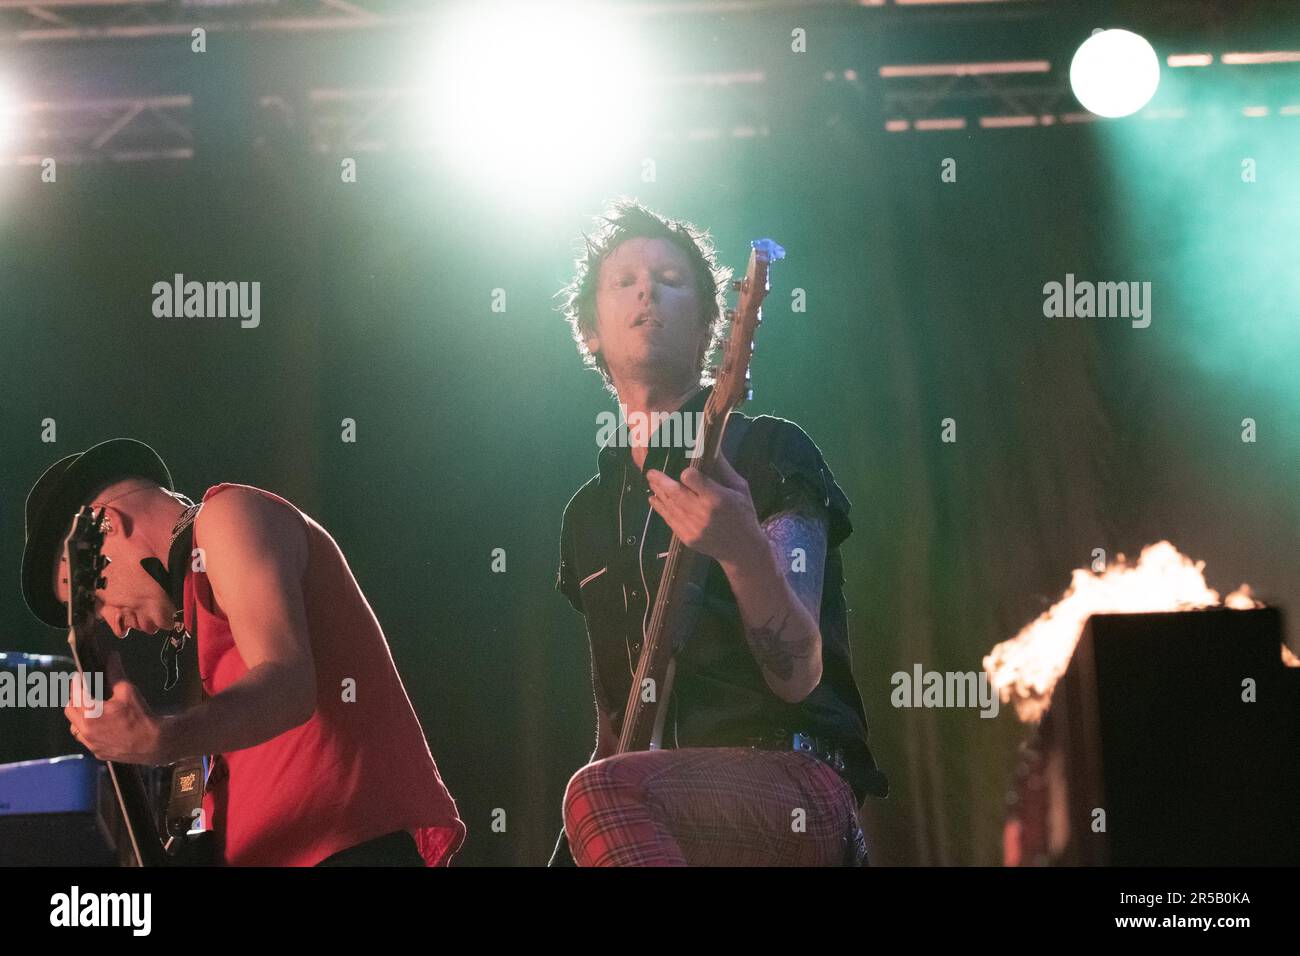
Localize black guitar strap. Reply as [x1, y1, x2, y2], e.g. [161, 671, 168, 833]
[721, 410, 753, 465]
[139, 499, 201, 693]
[140, 499, 211, 849]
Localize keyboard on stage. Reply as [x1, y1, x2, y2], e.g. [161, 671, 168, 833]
[0, 754, 118, 865]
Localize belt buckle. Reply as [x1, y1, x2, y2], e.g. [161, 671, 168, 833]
[792, 732, 848, 775]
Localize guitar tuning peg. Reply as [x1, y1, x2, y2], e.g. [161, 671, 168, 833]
[733, 279, 745, 292]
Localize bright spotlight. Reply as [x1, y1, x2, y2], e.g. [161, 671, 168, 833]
[426, 3, 648, 193]
[1070, 29, 1161, 118]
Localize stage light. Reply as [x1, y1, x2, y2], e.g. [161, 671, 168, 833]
[424, 2, 648, 198]
[1069, 29, 1160, 118]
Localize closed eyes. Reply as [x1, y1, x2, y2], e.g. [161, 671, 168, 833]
[616, 271, 684, 287]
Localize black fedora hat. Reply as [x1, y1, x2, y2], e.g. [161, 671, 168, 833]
[21, 438, 173, 628]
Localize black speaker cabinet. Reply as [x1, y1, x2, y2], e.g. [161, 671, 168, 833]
[1009, 607, 1299, 865]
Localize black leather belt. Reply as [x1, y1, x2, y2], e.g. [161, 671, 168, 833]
[744, 729, 848, 777]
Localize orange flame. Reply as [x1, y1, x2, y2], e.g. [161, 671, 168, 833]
[983, 541, 1271, 723]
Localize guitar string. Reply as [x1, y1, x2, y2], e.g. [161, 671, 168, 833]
[619, 397, 719, 752]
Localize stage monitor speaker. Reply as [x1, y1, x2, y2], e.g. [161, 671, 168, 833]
[1009, 607, 1299, 865]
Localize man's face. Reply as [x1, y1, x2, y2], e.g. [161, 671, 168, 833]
[588, 237, 709, 387]
[52, 506, 174, 638]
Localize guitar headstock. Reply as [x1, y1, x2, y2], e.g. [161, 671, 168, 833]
[63, 505, 109, 666]
[706, 238, 785, 420]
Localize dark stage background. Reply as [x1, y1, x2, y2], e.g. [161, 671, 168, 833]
[2, 1, 1297, 865]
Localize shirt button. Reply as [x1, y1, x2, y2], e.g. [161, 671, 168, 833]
[625, 484, 633, 492]
[632, 642, 641, 652]
[631, 590, 639, 599]
[626, 535, 636, 545]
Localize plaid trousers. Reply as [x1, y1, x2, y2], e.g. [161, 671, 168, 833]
[563, 747, 862, 866]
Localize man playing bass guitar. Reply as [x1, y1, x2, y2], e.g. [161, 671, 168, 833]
[552, 200, 888, 866]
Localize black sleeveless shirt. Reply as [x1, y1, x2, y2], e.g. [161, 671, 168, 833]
[556, 387, 888, 802]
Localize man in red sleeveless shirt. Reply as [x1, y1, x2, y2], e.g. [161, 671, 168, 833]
[20, 439, 465, 866]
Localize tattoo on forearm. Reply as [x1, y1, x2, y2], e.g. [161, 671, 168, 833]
[747, 612, 814, 681]
[761, 502, 828, 618]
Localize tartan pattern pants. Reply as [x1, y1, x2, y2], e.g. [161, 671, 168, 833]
[563, 747, 862, 867]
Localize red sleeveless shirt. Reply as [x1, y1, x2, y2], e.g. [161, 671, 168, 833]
[183, 483, 465, 866]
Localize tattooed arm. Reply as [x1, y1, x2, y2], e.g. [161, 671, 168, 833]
[723, 495, 827, 704]
[646, 453, 827, 703]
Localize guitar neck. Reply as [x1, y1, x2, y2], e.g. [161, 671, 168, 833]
[67, 630, 165, 868]
[616, 407, 734, 754]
